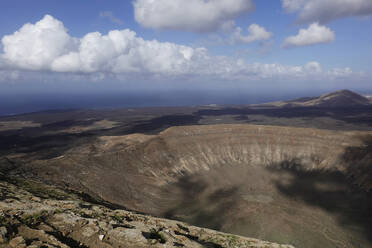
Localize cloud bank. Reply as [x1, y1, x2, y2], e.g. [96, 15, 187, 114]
[0, 15, 361, 83]
[133, 0, 254, 32]
[1, 15, 196, 75]
[283, 23, 335, 48]
[282, 0, 372, 23]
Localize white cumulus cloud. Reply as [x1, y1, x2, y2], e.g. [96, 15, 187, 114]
[1, 15, 76, 71]
[282, 0, 372, 23]
[133, 0, 254, 32]
[52, 30, 198, 75]
[283, 23, 335, 48]
[232, 24, 272, 44]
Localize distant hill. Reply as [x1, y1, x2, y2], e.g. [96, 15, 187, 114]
[263, 90, 371, 108]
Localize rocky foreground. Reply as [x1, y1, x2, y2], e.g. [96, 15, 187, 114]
[0, 178, 294, 248]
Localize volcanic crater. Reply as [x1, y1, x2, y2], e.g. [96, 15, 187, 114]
[19, 124, 372, 248]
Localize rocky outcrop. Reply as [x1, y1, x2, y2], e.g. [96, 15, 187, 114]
[0, 179, 294, 248]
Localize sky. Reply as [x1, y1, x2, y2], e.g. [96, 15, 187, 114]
[0, 0, 372, 113]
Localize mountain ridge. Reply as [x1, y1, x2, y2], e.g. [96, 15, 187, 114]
[260, 89, 371, 108]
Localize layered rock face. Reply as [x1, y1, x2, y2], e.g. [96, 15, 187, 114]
[23, 124, 372, 248]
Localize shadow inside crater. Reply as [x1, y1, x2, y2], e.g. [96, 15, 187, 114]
[268, 137, 372, 246]
[161, 174, 241, 231]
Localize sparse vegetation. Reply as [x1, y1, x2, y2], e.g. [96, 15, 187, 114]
[13, 179, 70, 200]
[113, 214, 123, 223]
[21, 210, 49, 226]
[225, 234, 239, 246]
[90, 212, 100, 219]
[53, 209, 63, 214]
[0, 215, 6, 225]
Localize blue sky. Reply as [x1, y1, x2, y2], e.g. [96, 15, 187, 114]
[0, 0, 371, 99]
